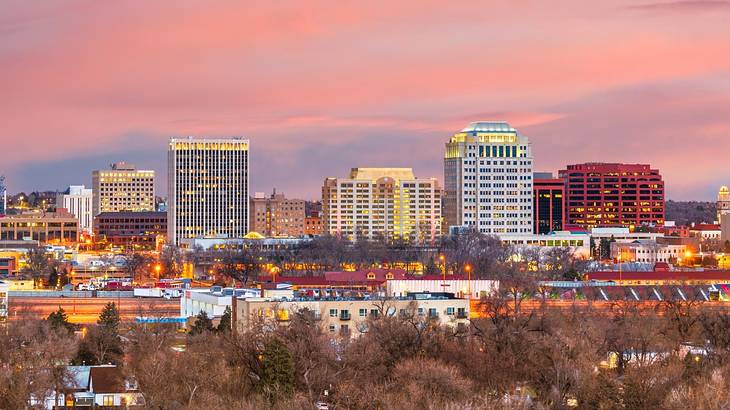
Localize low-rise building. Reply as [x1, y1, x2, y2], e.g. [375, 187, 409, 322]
[690, 223, 722, 241]
[94, 211, 166, 250]
[39, 365, 144, 409]
[499, 231, 591, 258]
[235, 294, 470, 338]
[180, 288, 260, 319]
[0, 210, 79, 244]
[386, 279, 498, 300]
[610, 240, 687, 264]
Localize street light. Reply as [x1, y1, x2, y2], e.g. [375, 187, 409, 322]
[465, 264, 472, 299]
[154, 264, 161, 279]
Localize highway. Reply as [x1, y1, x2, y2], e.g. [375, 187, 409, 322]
[8, 297, 181, 324]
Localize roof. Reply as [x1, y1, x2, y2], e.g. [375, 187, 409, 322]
[325, 269, 408, 283]
[587, 270, 730, 282]
[691, 224, 721, 231]
[89, 366, 125, 394]
[460, 122, 515, 133]
[66, 366, 91, 391]
[348, 168, 416, 181]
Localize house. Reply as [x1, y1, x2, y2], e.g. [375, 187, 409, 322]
[41, 365, 144, 409]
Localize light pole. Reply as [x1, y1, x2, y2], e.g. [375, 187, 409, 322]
[465, 264, 472, 299]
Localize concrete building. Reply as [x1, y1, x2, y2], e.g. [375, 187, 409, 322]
[559, 163, 665, 229]
[92, 162, 155, 216]
[610, 240, 687, 264]
[689, 223, 722, 241]
[533, 173, 565, 234]
[322, 168, 441, 243]
[235, 295, 470, 338]
[590, 227, 663, 243]
[250, 190, 305, 237]
[717, 186, 730, 223]
[57, 185, 93, 235]
[722, 214, 730, 243]
[0, 176, 6, 216]
[94, 211, 166, 250]
[168, 138, 249, 246]
[444, 121, 533, 236]
[0, 210, 79, 243]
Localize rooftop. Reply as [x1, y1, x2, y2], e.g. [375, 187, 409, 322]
[460, 121, 515, 133]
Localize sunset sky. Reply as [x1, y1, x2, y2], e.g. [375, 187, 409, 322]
[2, 1, 730, 200]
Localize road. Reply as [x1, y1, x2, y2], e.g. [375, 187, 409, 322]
[8, 297, 181, 324]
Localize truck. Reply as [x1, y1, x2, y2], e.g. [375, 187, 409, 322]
[133, 288, 164, 298]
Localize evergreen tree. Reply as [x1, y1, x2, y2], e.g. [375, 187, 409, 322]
[47, 307, 73, 332]
[259, 337, 295, 401]
[217, 306, 232, 333]
[98, 302, 120, 332]
[188, 311, 214, 335]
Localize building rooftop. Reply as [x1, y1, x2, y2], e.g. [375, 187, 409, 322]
[348, 168, 416, 181]
[460, 121, 515, 133]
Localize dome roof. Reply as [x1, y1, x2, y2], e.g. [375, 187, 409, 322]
[461, 121, 515, 133]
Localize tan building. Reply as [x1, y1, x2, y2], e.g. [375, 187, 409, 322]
[322, 168, 441, 243]
[0, 209, 79, 244]
[235, 296, 469, 338]
[718, 186, 730, 224]
[249, 190, 305, 237]
[611, 240, 687, 264]
[92, 162, 155, 216]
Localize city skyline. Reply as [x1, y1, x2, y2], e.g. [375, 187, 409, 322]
[3, 2, 730, 200]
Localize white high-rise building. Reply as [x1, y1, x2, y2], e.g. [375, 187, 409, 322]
[322, 168, 441, 244]
[57, 185, 94, 235]
[444, 121, 533, 236]
[168, 137, 249, 246]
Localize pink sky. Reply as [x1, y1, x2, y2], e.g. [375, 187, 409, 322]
[2, 1, 730, 200]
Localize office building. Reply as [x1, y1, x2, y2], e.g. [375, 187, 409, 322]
[0, 176, 6, 216]
[322, 168, 441, 243]
[558, 163, 665, 229]
[0, 210, 79, 243]
[533, 173, 565, 234]
[610, 241, 687, 264]
[304, 201, 324, 236]
[57, 185, 93, 235]
[444, 121, 533, 236]
[249, 190, 305, 237]
[168, 137, 249, 245]
[91, 162, 155, 216]
[718, 186, 730, 223]
[94, 211, 167, 250]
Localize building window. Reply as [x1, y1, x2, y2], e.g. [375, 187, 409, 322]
[446, 307, 455, 315]
[329, 309, 338, 317]
[103, 395, 114, 406]
[367, 272, 376, 280]
[328, 324, 336, 332]
[358, 308, 367, 317]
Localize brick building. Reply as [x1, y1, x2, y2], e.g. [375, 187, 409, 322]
[94, 211, 166, 250]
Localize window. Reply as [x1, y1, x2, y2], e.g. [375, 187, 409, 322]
[328, 324, 336, 332]
[103, 395, 114, 406]
[329, 309, 338, 317]
[446, 307, 455, 315]
[367, 272, 376, 280]
[358, 308, 367, 317]
[428, 308, 438, 318]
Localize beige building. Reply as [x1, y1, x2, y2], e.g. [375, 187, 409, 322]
[0, 209, 79, 244]
[718, 186, 730, 224]
[249, 190, 305, 237]
[235, 296, 469, 338]
[91, 162, 155, 216]
[56, 185, 93, 235]
[322, 168, 441, 243]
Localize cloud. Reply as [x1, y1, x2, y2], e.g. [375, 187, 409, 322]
[629, 1, 730, 12]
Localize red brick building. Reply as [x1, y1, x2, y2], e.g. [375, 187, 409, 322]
[558, 163, 664, 229]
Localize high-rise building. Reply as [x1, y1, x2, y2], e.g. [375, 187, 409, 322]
[250, 190, 305, 237]
[558, 163, 665, 229]
[717, 186, 730, 223]
[0, 175, 6, 216]
[533, 173, 565, 234]
[57, 185, 94, 235]
[322, 168, 441, 243]
[168, 137, 249, 246]
[444, 121, 533, 236]
[92, 162, 155, 216]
